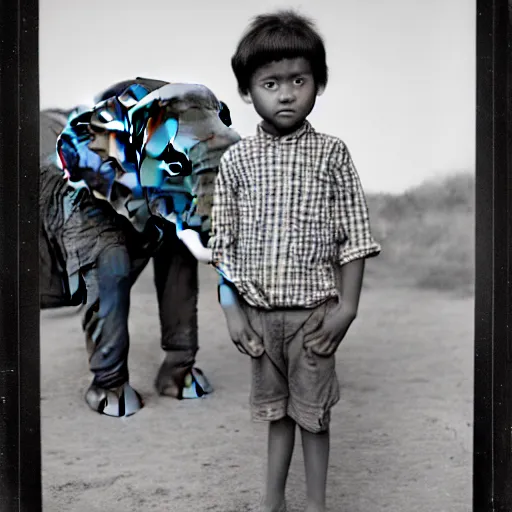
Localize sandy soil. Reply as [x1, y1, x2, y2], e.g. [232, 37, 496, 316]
[41, 264, 473, 512]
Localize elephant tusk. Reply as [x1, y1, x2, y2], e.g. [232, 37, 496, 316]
[176, 228, 212, 263]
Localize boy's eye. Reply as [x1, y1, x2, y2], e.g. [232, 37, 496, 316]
[294, 77, 305, 85]
[263, 81, 277, 90]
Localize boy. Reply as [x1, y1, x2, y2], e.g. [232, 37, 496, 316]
[209, 10, 381, 512]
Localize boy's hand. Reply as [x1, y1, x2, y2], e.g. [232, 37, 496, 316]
[303, 305, 356, 357]
[218, 279, 264, 357]
[223, 307, 265, 358]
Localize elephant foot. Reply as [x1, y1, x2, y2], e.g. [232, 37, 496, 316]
[85, 381, 144, 417]
[155, 354, 213, 399]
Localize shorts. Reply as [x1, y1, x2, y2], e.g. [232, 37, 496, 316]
[240, 298, 340, 433]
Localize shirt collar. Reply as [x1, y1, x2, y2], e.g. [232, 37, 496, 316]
[256, 120, 313, 143]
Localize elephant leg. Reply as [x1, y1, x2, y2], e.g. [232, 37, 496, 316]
[82, 245, 146, 417]
[152, 225, 212, 399]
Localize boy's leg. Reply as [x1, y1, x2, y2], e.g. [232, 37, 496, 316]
[300, 427, 330, 512]
[242, 306, 291, 512]
[263, 416, 296, 512]
[285, 299, 340, 512]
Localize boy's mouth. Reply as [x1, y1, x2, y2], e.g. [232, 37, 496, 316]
[276, 109, 295, 116]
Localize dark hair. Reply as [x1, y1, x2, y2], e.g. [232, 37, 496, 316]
[231, 10, 328, 95]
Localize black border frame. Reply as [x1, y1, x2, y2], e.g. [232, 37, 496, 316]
[0, 1, 509, 511]
[473, 1, 512, 511]
[0, 0, 41, 510]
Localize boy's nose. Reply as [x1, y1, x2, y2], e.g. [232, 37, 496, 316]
[278, 85, 295, 103]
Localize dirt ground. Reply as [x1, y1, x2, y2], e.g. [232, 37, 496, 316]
[41, 263, 473, 512]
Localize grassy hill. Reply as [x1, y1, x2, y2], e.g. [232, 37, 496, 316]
[364, 171, 475, 296]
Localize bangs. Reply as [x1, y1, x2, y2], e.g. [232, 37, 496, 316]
[247, 30, 320, 71]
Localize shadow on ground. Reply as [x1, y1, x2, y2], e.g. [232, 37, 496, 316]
[41, 262, 473, 512]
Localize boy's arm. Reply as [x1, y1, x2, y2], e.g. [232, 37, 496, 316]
[209, 155, 241, 312]
[334, 257, 365, 320]
[335, 142, 381, 267]
[210, 154, 263, 357]
[209, 154, 239, 279]
[304, 143, 379, 356]
[218, 274, 264, 357]
[303, 259, 364, 357]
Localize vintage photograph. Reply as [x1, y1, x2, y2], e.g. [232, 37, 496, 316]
[38, 0, 475, 510]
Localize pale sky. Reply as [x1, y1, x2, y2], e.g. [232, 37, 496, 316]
[39, 0, 475, 193]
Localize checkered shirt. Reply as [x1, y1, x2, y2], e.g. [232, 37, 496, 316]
[209, 121, 381, 309]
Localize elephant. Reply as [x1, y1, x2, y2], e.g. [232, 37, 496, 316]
[39, 77, 241, 417]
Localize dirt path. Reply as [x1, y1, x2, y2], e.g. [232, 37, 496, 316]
[41, 265, 473, 512]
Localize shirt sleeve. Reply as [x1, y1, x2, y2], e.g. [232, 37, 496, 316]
[208, 150, 239, 282]
[331, 141, 381, 266]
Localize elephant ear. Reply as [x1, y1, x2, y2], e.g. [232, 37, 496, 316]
[40, 109, 71, 164]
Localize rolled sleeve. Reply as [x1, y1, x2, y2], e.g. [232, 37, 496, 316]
[208, 152, 239, 282]
[332, 142, 381, 266]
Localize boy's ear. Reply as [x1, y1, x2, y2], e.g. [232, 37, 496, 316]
[238, 88, 253, 104]
[316, 85, 326, 97]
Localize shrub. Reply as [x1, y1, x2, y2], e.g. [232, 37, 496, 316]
[366, 171, 475, 295]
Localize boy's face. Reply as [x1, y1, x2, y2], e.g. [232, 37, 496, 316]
[241, 57, 323, 137]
